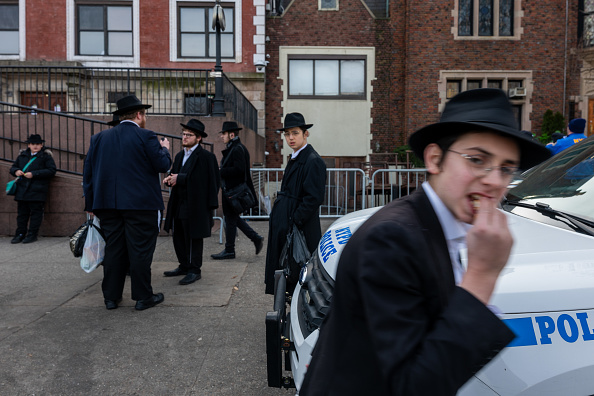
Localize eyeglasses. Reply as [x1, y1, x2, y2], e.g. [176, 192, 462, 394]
[181, 133, 196, 138]
[283, 131, 302, 138]
[447, 150, 521, 180]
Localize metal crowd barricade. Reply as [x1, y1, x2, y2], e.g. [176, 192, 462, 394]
[369, 168, 428, 207]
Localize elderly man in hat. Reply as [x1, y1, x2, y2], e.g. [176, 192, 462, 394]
[211, 121, 264, 260]
[300, 89, 551, 396]
[264, 112, 326, 295]
[163, 119, 220, 285]
[547, 118, 587, 155]
[83, 95, 171, 310]
[9, 134, 57, 244]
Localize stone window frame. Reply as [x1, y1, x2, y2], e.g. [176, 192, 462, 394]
[452, 0, 524, 41]
[438, 70, 533, 130]
[319, 0, 339, 11]
[0, 0, 25, 61]
[170, 0, 242, 64]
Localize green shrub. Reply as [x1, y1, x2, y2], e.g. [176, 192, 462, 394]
[394, 145, 425, 168]
[540, 110, 565, 144]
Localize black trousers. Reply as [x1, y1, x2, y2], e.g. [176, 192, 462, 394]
[15, 200, 45, 236]
[222, 196, 259, 252]
[95, 209, 159, 302]
[172, 218, 204, 274]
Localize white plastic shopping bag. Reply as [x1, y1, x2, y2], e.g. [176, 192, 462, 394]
[80, 216, 105, 273]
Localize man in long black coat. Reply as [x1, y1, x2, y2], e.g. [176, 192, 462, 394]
[300, 89, 552, 395]
[264, 113, 326, 295]
[163, 119, 220, 285]
[211, 121, 264, 260]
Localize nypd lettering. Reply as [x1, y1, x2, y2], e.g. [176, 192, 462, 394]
[504, 311, 594, 347]
[320, 227, 352, 263]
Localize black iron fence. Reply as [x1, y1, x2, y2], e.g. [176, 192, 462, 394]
[0, 66, 257, 132]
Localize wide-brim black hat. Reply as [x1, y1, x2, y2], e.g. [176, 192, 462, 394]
[107, 114, 120, 126]
[219, 121, 242, 134]
[181, 119, 208, 137]
[113, 95, 152, 115]
[408, 88, 551, 170]
[278, 112, 313, 131]
[25, 134, 45, 144]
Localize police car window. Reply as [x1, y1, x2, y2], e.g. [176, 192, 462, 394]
[507, 138, 594, 222]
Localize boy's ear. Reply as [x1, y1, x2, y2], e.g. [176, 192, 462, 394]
[424, 143, 443, 175]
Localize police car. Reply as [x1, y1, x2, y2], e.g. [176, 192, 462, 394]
[266, 137, 594, 395]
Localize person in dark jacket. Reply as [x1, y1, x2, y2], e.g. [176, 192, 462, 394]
[211, 121, 264, 260]
[83, 95, 172, 311]
[9, 134, 57, 244]
[163, 119, 220, 285]
[264, 113, 326, 295]
[299, 89, 551, 396]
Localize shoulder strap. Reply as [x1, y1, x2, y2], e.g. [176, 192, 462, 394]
[22, 157, 37, 172]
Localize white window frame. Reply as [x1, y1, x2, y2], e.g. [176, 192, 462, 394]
[67, 0, 140, 67]
[439, 70, 533, 130]
[0, 0, 26, 61]
[170, 0, 242, 63]
[452, 0, 524, 40]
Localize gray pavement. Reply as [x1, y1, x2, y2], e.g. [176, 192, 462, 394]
[0, 219, 334, 395]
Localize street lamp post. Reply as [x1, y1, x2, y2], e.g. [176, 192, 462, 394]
[211, 0, 226, 117]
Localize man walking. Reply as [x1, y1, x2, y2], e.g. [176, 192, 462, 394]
[264, 113, 326, 295]
[83, 95, 171, 311]
[211, 121, 264, 260]
[163, 119, 220, 285]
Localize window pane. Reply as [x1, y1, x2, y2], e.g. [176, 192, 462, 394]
[340, 60, 365, 95]
[0, 31, 19, 54]
[315, 60, 339, 96]
[467, 80, 482, 90]
[586, 0, 594, 13]
[499, 0, 513, 36]
[512, 105, 522, 129]
[80, 31, 105, 55]
[585, 14, 594, 47]
[487, 80, 502, 89]
[478, 0, 493, 36]
[181, 8, 205, 32]
[107, 6, 132, 31]
[289, 60, 314, 95]
[79, 6, 103, 30]
[321, 0, 337, 9]
[447, 81, 461, 98]
[508, 80, 522, 90]
[0, 5, 19, 29]
[181, 33, 206, 57]
[458, 0, 472, 36]
[108, 32, 132, 55]
[208, 34, 234, 57]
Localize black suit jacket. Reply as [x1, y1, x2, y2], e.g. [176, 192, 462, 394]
[300, 189, 515, 396]
[163, 144, 220, 239]
[220, 137, 257, 202]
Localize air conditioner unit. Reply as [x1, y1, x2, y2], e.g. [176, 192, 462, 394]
[508, 87, 527, 98]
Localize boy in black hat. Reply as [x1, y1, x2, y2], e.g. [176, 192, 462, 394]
[9, 134, 57, 243]
[300, 89, 551, 396]
[211, 121, 264, 260]
[264, 112, 326, 295]
[162, 119, 220, 285]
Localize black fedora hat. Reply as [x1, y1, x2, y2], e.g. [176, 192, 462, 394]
[180, 119, 207, 137]
[113, 95, 152, 115]
[25, 134, 45, 144]
[279, 112, 313, 131]
[107, 114, 120, 126]
[219, 121, 243, 134]
[408, 88, 550, 170]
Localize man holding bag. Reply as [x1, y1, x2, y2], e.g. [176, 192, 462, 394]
[211, 121, 264, 260]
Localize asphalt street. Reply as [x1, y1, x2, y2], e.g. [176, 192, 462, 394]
[0, 219, 334, 395]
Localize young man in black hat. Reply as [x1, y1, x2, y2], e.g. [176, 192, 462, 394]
[211, 121, 264, 260]
[264, 112, 326, 295]
[9, 134, 57, 244]
[300, 89, 551, 396]
[163, 119, 220, 285]
[84, 95, 171, 310]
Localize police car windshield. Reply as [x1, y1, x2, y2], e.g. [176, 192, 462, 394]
[506, 138, 594, 224]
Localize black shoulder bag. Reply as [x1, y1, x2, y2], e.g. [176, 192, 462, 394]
[221, 145, 256, 215]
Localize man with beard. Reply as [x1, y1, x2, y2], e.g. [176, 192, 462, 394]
[163, 119, 220, 285]
[83, 95, 172, 311]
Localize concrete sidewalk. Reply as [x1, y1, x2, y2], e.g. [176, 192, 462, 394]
[0, 219, 333, 395]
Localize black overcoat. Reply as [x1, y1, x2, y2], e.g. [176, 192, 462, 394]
[164, 145, 220, 238]
[264, 144, 326, 294]
[10, 147, 57, 202]
[220, 137, 257, 200]
[300, 189, 515, 396]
